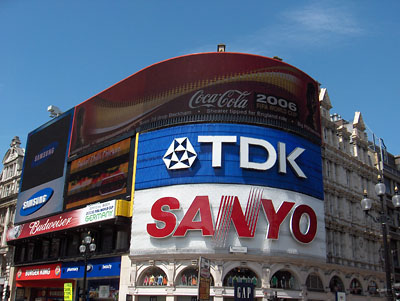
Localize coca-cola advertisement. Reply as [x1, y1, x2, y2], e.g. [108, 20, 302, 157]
[70, 53, 321, 156]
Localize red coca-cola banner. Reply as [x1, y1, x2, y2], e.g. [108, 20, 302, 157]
[70, 53, 321, 155]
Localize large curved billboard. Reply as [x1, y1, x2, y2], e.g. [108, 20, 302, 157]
[135, 123, 323, 199]
[70, 53, 320, 156]
[131, 123, 325, 259]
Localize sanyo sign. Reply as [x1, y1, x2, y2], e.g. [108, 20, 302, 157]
[131, 184, 326, 258]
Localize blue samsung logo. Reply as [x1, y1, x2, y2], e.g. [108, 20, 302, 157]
[20, 188, 53, 216]
[31, 141, 59, 167]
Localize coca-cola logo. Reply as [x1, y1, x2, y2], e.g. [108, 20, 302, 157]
[189, 90, 250, 109]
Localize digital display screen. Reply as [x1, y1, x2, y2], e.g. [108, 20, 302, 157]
[21, 113, 73, 192]
[65, 138, 131, 209]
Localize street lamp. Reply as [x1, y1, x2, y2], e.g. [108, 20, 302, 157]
[79, 232, 96, 301]
[361, 177, 400, 301]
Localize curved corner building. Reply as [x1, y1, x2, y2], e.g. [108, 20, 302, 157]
[95, 52, 326, 301]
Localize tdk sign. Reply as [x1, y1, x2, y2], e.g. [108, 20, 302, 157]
[164, 136, 306, 178]
[136, 124, 323, 200]
[20, 188, 54, 216]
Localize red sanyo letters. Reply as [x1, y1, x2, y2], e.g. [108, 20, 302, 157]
[147, 195, 317, 244]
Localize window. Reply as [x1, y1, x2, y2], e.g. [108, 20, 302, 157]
[139, 267, 167, 286]
[270, 270, 298, 290]
[224, 267, 257, 287]
[306, 273, 324, 292]
[329, 276, 344, 292]
[368, 281, 378, 296]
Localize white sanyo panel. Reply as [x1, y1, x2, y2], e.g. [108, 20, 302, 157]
[130, 183, 326, 260]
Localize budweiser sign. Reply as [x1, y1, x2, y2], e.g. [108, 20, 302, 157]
[7, 200, 116, 241]
[189, 90, 250, 109]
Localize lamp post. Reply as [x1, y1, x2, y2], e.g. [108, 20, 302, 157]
[361, 178, 400, 301]
[79, 232, 96, 301]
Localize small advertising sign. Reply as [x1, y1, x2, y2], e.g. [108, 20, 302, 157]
[234, 283, 254, 301]
[198, 257, 211, 301]
[64, 283, 73, 301]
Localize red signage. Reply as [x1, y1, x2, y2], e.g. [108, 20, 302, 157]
[7, 200, 116, 241]
[147, 194, 317, 244]
[16, 263, 61, 280]
[70, 53, 320, 155]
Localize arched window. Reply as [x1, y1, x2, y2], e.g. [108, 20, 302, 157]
[270, 270, 298, 290]
[223, 267, 260, 288]
[350, 278, 362, 295]
[306, 273, 324, 292]
[177, 267, 214, 287]
[138, 267, 167, 286]
[329, 276, 344, 293]
[368, 281, 379, 296]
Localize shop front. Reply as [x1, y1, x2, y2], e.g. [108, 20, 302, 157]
[61, 256, 121, 301]
[14, 263, 73, 301]
[14, 257, 121, 301]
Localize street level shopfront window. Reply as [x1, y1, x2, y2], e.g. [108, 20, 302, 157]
[223, 267, 259, 288]
[368, 281, 379, 296]
[178, 267, 199, 286]
[176, 267, 215, 287]
[270, 270, 298, 290]
[349, 278, 362, 295]
[329, 276, 345, 293]
[88, 279, 119, 301]
[306, 273, 324, 292]
[138, 267, 168, 286]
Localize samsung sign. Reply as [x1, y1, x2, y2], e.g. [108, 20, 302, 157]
[135, 123, 323, 200]
[20, 187, 53, 216]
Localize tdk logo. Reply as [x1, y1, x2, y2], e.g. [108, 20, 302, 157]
[163, 138, 197, 169]
[163, 136, 306, 178]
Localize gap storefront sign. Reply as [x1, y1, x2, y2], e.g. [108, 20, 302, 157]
[131, 124, 325, 259]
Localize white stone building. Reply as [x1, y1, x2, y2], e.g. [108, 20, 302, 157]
[0, 137, 24, 300]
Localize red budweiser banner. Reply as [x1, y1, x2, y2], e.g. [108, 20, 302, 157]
[7, 200, 116, 241]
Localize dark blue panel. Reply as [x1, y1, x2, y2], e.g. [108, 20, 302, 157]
[61, 256, 121, 279]
[135, 124, 323, 200]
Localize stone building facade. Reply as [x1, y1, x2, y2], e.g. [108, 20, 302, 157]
[0, 137, 24, 300]
[319, 88, 395, 300]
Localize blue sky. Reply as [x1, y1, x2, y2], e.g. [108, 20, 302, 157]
[1, 0, 399, 157]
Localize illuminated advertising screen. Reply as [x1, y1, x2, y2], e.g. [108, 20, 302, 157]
[135, 123, 323, 199]
[65, 138, 131, 209]
[15, 109, 74, 224]
[70, 53, 321, 156]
